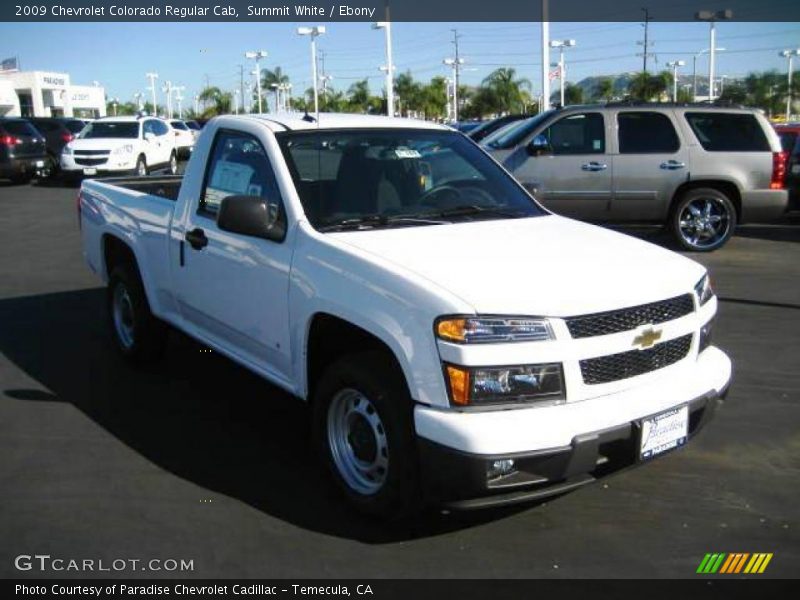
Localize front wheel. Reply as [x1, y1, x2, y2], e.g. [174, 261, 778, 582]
[312, 353, 420, 519]
[135, 155, 148, 177]
[670, 187, 737, 252]
[168, 151, 178, 175]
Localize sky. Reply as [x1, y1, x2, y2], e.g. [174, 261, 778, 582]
[1, 20, 799, 108]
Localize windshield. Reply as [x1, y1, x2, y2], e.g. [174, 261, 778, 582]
[484, 110, 556, 149]
[65, 120, 86, 134]
[276, 128, 545, 231]
[79, 121, 139, 139]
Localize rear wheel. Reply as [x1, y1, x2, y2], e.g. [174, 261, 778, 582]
[107, 264, 166, 364]
[312, 352, 420, 518]
[135, 155, 148, 177]
[168, 151, 178, 175]
[671, 187, 737, 252]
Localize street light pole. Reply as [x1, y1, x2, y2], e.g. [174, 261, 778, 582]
[541, 0, 550, 112]
[373, 19, 395, 116]
[297, 26, 326, 116]
[667, 60, 686, 102]
[162, 80, 173, 118]
[550, 39, 576, 107]
[145, 72, 159, 116]
[244, 50, 268, 113]
[696, 9, 733, 101]
[780, 49, 800, 121]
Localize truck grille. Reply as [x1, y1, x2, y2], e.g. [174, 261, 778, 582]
[75, 158, 107, 167]
[565, 294, 694, 339]
[580, 334, 693, 385]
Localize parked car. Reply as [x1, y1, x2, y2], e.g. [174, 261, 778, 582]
[78, 113, 731, 516]
[61, 116, 178, 178]
[0, 118, 48, 184]
[184, 120, 202, 138]
[453, 120, 483, 133]
[27, 117, 87, 174]
[169, 120, 195, 159]
[468, 114, 531, 143]
[775, 122, 800, 210]
[484, 104, 788, 251]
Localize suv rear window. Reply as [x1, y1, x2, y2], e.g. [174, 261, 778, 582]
[2, 121, 39, 137]
[685, 112, 770, 152]
[618, 112, 680, 154]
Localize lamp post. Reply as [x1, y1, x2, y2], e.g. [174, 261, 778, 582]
[692, 47, 726, 101]
[443, 57, 464, 122]
[549, 39, 576, 107]
[145, 72, 158, 116]
[666, 60, 686, 102]
[695, 9, 733, 101]
[244, 50, 268, 113]
[297, 26, 326, 115]
[779, 49, 800, 121]
[373, 20, 395, 116]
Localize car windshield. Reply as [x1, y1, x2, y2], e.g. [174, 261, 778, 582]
[80, 121, 139, 139]
[484, 110, 556, 149]
[276, 128, 545, 232]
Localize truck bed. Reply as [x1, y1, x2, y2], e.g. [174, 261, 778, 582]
[93, 174, 182, 201]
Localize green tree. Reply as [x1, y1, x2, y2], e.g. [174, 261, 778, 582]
[198, 86, 232, 117]
[394, 71, 422, 116]
[564, 83, 584, 105]
[261, 66, 290, 112]
[481, 68, 531, 113]
[627, 71, 672, 101]
[593, 77, 614, 102]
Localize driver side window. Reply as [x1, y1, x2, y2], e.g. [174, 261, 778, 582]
[542, 113, 605, 155]
[200, 129, 283, 216]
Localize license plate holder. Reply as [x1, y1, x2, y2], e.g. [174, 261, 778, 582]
[638, 405, 689, 461]
[83, 168, 97, 175]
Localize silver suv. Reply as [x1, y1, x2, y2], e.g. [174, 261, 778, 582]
[483, 104, 788, 251]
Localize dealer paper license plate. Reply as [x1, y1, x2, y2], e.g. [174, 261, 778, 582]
[83, 168, 97, 175]
[639, 405, 688, 460]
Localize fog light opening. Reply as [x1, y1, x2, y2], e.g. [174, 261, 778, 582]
[487, 459, 516, 481]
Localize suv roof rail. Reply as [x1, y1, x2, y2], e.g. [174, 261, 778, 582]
[603, 99, 749, 109]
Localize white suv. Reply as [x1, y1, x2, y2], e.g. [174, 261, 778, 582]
[61, 116, 178, 177]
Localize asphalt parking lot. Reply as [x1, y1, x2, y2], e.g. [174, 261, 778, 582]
[0, 175, 798, 579]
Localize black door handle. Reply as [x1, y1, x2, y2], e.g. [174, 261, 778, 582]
[185, 228, 208, 250]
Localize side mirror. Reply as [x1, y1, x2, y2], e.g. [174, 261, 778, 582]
[217, 195, 286, 242]
[144, 132, 155, 141]
[527, 134, 551, 156]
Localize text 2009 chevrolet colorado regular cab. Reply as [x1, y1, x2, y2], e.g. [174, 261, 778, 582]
[78, 113, 732, 517]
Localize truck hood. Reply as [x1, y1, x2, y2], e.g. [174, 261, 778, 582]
[329, 215, 705, 317]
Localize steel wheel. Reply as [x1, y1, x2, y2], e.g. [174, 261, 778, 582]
[112, 284, 136, 350]
[678, 196, 732, 250]
[326, 388, 389, 495]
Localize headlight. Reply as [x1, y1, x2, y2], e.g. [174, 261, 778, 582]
[694, 273, 714, 306]
[436, 316, 553, 344]
[113, 144, 135, 155]
[62, 145, 72, 155]
[444, 363, 565, 407]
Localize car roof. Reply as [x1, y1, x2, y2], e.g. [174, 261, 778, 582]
[228, 112, 451, 132]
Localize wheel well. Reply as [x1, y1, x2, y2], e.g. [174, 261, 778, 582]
[306, 313, 405, 402]
[102, 235, 139, 279]
[671, 180, 742, 220]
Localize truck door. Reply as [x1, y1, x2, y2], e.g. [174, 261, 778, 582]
[610, 110, 689, 221]
[509, 111, 612, 219]
[172, 128, 293, 383]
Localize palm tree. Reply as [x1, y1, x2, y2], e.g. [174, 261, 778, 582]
[564, 83, 584, 105]
[347, 79, 371, 113]
[198, 86, 232, 117]
[261, 66, 290, 112]
[395, 71, 422, 116]
[627, 71, 672, 102]
[481, 68, 531, 113]
[593, 77, 615, 102]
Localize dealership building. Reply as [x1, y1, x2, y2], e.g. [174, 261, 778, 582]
[0, 70, 106, 119]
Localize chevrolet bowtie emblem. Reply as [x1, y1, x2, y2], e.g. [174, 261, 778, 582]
[633, 327, 662, 349]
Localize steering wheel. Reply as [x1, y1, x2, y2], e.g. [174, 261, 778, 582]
[418, 184, 461, 207]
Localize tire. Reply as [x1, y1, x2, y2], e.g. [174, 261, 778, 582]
[168, 151, 178, 175]
[670, 187, 737, 252]
[135, 155, 148, 177]
[312, 352, 421, 519]
[106, 264, 166, 364]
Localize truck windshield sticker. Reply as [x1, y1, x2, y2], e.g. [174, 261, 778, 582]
[208, 160, 255, 197]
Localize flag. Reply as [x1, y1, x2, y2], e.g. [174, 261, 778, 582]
[0, 57, 18, 72]
[548, 66, 561, 80]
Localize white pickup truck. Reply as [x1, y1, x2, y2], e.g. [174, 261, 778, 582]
[78, 113, 732, 516]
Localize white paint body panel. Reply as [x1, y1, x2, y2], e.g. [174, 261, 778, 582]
[79, 113, 732, 460]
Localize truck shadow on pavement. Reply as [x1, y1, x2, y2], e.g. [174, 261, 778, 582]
[0, 288, 530, 543]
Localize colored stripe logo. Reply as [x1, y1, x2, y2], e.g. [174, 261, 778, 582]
[697, 553, 773, 574]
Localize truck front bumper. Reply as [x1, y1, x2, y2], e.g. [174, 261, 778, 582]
[414, 346, 732, 508]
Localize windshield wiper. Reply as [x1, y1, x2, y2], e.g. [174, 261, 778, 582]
[317, 214, 447, 232]
[429, 204, 527, 219]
